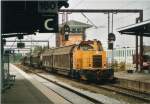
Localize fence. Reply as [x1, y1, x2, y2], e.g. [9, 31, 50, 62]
[2, 53, 16, 92]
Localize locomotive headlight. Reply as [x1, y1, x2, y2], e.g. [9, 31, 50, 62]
[103, 64, 106, 69]
[96, 51, 100, 54]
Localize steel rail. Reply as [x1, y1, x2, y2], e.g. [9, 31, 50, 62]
[94, 84, 150, 102]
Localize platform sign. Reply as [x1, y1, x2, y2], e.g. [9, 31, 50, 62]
[2, 1, 68, 34]
[38, 1, 58, 13]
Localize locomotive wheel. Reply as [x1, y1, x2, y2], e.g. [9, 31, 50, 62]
[69, 70, 80, 79]
[69, 70, 74, 78]
[85, 71, 97, 82]
[74, 70, 80, 80]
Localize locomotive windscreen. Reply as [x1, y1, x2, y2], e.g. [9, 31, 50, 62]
[93, 55, 102, 68]
[79, 44, 93, 51]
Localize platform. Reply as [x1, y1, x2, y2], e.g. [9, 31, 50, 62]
[1, 64, 71, 104]
[115, 71, 150, 93]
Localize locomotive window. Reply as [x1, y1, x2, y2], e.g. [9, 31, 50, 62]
[80, 44, 93, 51]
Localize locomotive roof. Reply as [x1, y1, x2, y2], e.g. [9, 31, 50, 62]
[41, 45, 76, 56]
[42, 40, 102, 55]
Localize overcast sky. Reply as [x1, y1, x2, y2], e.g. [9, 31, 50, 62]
[6, 0, 150, 51]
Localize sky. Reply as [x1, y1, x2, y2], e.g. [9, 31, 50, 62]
[5, 0, 150, 52]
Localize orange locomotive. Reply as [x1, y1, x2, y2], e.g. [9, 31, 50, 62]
[41, 39, 114, 82]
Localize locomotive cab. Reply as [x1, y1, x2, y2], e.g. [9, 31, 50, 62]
[72, 39, 114, 81]
[73, 40, 106, 70]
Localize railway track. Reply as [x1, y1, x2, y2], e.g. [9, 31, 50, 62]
[40, 72, 150, 103]
[95, 84, 150, 102]
[18, 64, 150, 103]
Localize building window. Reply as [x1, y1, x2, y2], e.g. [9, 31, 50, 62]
[77, 28, 81, 33]
[120, 50, 121, 57]
[132, 50, 134, 55]
[72, 28, 76, 33]
[64, 34, 69, 41]
[129, 50, 131, 56]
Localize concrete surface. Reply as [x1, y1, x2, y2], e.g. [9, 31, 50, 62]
[115, 71, 150, 83]
[115, 71, 150, 93]
[1, 64, 71, 104]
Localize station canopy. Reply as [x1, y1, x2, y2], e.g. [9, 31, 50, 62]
[117, 19, 150, 37]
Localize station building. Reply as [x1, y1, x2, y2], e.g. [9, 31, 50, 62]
[56, 20, 92, 47]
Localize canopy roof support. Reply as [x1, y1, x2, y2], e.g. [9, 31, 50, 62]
[118, 11, 150, 71]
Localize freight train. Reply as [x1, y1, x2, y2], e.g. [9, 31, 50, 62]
[22, 39, 114, 82]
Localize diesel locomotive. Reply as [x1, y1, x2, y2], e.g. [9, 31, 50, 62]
[22, 39, 114, 82]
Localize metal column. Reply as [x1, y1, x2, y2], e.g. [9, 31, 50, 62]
[139, 11, 143, 71]
[135, 34, 138, 71]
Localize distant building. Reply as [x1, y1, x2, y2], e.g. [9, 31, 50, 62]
[107, 47, 135, 64]
[56, 20, 92, 47]
[106, 46, 150, 64]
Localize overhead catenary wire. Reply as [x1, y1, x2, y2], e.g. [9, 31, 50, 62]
[81, 12, 98, 28]
[9, 38, 17, 50]
[71, 0, 85, 9]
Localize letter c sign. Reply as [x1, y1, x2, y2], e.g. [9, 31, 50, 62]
[44, 18, 54, 31]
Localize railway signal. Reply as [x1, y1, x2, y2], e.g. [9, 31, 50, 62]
[108, 33, 116, 41]
[108, 33, 116, 50]
[61, 24, 70, 40]
[64, 24, 70, 33]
